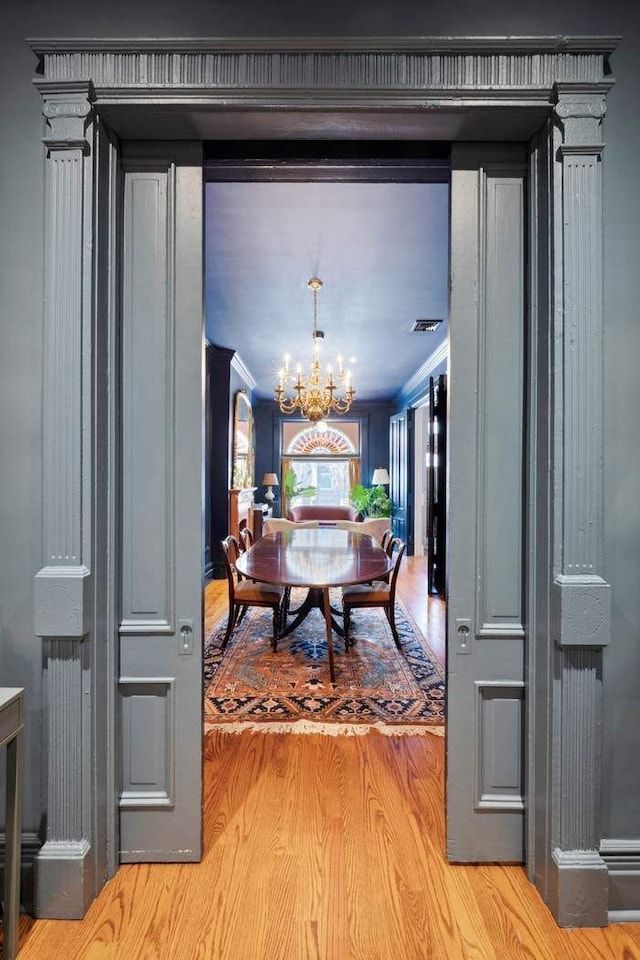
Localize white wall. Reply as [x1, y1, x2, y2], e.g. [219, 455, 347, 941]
[1, 0, 638, 842]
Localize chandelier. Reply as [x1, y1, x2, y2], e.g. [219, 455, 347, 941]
[274, 278, 356, 423]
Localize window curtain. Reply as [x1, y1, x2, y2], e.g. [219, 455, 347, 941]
[280, 456, 292, 518]
[348, 457, 361, 492]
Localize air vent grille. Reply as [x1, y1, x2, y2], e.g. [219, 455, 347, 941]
[411, 319, 443, 333]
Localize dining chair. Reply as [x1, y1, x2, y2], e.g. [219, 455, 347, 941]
[239, 527, 254, 552]
[220, 536, 284, 650]
[376, 527, 396, 584]
[341, 537, 406, 651]
[335, 517, 391, 547]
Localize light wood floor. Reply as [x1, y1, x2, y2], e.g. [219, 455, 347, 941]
[15, 560, 640, 958]
[15, 731, 640, 959]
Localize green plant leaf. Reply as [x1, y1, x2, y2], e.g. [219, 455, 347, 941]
[284, 467, 316, 500]
[349, 483, 394, 518]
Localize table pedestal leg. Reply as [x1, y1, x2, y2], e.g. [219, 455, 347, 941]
[280, 588, 344, 639]
[322, 588, 336, 684]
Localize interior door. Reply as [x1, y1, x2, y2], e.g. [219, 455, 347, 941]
[119, 143, 203, 861]
[389, 408, 414, 552]
[447, 144, 527, 861]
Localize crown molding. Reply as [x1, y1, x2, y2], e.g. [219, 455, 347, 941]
[27, 36, 620, 54]
[230, 351, 257, 391]
[400, 339, 449, 402]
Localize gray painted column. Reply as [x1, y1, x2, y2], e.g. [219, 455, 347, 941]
[548, 82, 613, 927]
[32, 80, 96, 919]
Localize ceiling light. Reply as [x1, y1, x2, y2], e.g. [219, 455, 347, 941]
[274, 278, 356, 424]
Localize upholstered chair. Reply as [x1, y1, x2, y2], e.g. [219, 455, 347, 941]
[263, 517, 318, 534]
[335, 517, 391, 547]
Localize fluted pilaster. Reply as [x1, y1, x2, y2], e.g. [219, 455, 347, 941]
[548, 83, 612, 928]
[559, 649, 601, 851]
[33, 80, 96, 919]
[34, 80, 94, 637]
[45, 640, 85, 841]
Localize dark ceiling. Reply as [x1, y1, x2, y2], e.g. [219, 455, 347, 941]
[204, 174, 450, 402]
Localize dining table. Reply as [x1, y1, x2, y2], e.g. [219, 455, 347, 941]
[235, 526, 393, 683]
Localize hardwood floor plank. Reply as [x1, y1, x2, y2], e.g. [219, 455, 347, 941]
[15, 561, 640, 958]
[15, 731, 640, 959]
[397, 556, 446, 666]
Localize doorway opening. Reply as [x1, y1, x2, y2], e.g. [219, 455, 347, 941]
[202, 141, 450, 723]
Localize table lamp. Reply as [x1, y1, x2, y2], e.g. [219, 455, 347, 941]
[262, 472, 279, 505]
[371, 467, 390, 487]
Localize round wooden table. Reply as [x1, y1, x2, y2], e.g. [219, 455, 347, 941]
[235, 527, 393, 683]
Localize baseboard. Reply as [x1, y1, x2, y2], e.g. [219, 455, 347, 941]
[548, 848, 608, 927]
[0, 831, 42, 915]
[35, 838, 94, 919]
[601, 838, 640, 922]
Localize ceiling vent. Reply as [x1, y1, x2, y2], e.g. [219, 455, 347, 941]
[411, 319, 443, 333]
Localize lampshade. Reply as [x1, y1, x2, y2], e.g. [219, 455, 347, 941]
[262, 473, 279, 487]
[371, 467, 390, 485]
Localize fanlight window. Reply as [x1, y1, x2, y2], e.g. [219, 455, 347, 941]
[284, 424, 357, 456]
[282, 422, 360, 511]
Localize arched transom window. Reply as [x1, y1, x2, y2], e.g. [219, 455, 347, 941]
[281, 421, 361, 511]
[285, 425, 356, 456]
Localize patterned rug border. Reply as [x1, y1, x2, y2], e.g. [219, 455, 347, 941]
[205, 719, 445, 738]
[204, 592, 445, 729]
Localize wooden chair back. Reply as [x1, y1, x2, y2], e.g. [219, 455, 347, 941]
[220, 535, 242, 603]
[239, 527, 254, 552]
[387, 538, 406, 601]
[381, 529, 393, 552]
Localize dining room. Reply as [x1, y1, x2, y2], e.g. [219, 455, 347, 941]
[202, 143, 450, 740]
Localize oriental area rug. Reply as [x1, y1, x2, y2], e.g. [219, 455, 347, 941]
[204, 589, 445, 737]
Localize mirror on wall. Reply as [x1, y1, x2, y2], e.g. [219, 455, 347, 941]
[232, 390, 254, 489]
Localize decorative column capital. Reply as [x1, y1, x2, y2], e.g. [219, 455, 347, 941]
[553, 82, 611, 152]
[33, 79, 94, 153]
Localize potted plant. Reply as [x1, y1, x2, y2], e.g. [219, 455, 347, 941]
[284, 467, 317, 503]
[349, 482, 393, 519]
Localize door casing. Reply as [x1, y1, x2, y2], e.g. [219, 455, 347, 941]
[30, 37, 615, 927]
